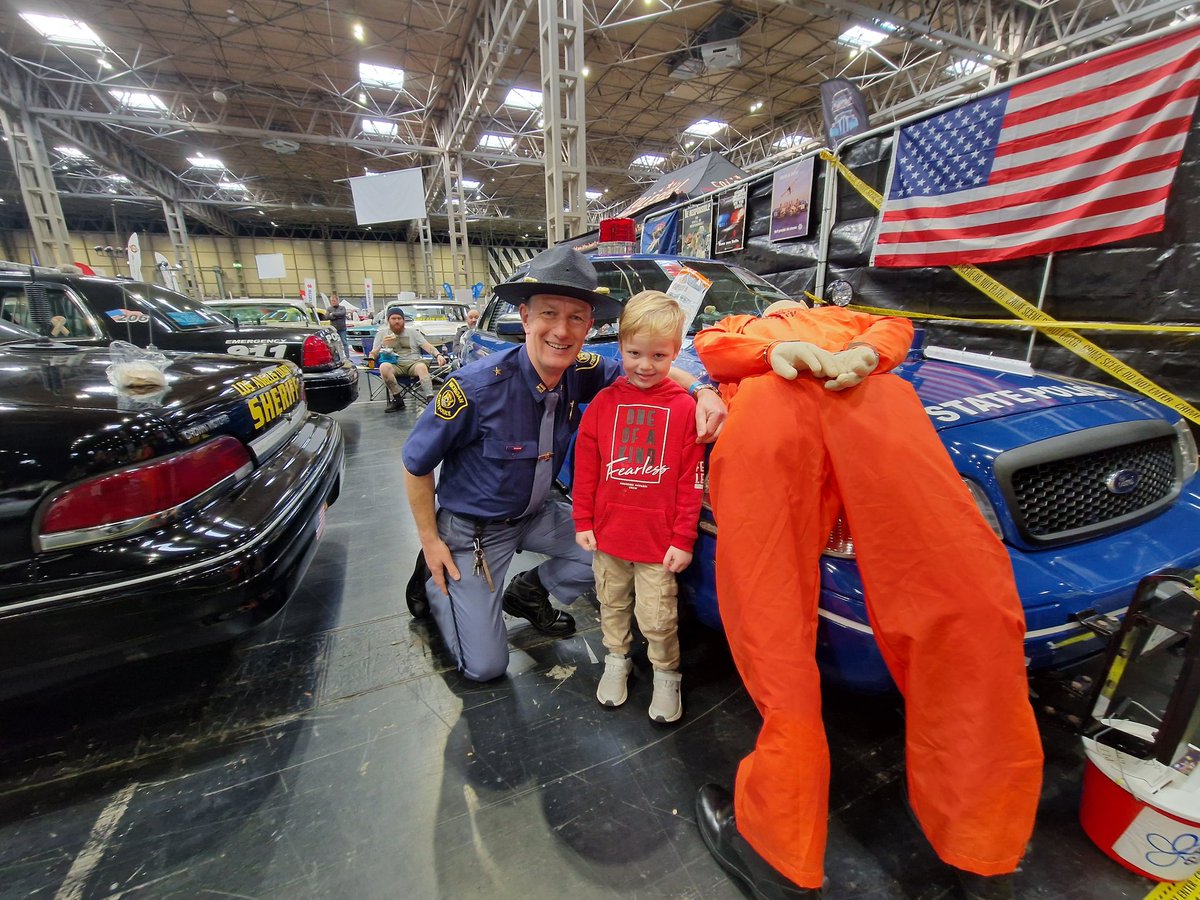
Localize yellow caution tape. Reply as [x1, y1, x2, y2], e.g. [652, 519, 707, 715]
[1145, 869, 1200, 900]
[820, 150, 1200, 426]
[802, 293, 1200, 334]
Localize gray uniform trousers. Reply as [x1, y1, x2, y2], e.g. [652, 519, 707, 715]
[423, 496, 593, 681]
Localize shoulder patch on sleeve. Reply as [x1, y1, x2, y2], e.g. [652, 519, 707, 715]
[434, 378, 470, 420]
[575, 351, 601, 371]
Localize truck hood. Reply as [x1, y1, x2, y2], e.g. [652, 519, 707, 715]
[894, 356, 1135, 428]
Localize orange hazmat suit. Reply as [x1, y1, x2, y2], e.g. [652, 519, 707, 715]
[694, 304, 1043, 889]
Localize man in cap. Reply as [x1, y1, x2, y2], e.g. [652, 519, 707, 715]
[369, 307, 446, 411]
[401, 245, 725, 682]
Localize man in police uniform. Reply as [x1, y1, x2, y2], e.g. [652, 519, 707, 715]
[401, 246, 725, 682]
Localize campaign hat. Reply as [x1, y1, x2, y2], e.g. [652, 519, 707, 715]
[493, 245, 622, 318]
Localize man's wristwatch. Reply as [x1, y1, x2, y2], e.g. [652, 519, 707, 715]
[688, 380, 719, 398]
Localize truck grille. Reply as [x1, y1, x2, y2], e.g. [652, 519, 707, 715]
[1007, 433, 1178, 544]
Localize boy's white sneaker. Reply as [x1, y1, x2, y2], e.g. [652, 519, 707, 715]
[649, 670, 683, 723]
[597, 654, 632, 707]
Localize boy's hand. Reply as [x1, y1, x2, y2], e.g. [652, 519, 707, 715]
[576, 530, 597, 552]
[663, 546, 693, 573]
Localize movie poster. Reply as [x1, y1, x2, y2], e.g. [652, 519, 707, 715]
[769, 158, 815, 242]
[714, 186, 747, 254]
[640, 211, 678, 254]
[679, 202, 713, 259]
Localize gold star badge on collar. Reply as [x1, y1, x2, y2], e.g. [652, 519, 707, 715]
[493, 366, 503, 376]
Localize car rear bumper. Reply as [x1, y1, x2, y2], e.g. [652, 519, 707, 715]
[305, 362, 359, 413]
[0, 414, 344, 699]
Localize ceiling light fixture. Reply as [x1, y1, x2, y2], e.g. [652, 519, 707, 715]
[582, 66, 590, 78]
[352, 22, 365, 42]
[187, 155, 225, 169]
[55, 146, 91, 159]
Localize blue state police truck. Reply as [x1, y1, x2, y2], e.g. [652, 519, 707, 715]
[464, 254, 1200, 692]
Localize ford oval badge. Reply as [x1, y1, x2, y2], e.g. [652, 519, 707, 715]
[1105, 469, 1141, 494]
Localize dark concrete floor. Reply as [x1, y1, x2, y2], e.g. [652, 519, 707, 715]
[0, 390, 1157, 899]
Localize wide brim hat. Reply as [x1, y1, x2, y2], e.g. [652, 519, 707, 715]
[493, 245, 623, 318]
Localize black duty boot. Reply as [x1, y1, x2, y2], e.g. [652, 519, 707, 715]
[385, 394, 405, 413]
[405, 550, 431, 619]
[695, 785, 822, 899]
[501, 567, 575, 637]
[956, 870, 1015, 900]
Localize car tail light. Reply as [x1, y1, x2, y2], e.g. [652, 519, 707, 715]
[302, 334, 335, 367]
[824, 514, 855, 558]
[36, 436, 253, 552]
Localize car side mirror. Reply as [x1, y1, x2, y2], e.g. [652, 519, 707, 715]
[496, 321, 525, 337]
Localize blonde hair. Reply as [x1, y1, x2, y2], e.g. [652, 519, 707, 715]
[619, 290, 685, 349]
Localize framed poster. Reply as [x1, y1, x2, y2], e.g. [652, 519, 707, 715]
[679, 202, 714, 259]
[715, 186, 747, 254]
[640, 211, 678, 254]
[769, 158, 815, 242]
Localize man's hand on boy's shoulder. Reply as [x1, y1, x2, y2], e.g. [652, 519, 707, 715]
[575, 530, 597, 552]
[693, 387, 726, 443]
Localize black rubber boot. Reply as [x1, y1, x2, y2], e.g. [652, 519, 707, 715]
[405, 550, 430, 619]
[501, 567, 575, 637]
[695, 784, 822, 899]
[385, 394, 405, 413]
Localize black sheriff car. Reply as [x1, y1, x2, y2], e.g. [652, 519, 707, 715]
[0, 262, 358, 413]
[0, 318, 344, 698]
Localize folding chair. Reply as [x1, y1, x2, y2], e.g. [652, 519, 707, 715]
[360, 365, 390, 401]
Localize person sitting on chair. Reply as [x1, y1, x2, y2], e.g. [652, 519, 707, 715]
[368, 307, 445, 412]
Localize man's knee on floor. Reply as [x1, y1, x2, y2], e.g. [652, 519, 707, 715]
[461, 650, 509, 682]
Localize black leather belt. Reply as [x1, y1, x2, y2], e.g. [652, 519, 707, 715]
[449, 510, 531, 528]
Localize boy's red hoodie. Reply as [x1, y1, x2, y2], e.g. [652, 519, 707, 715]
[572, 376, 705, 564]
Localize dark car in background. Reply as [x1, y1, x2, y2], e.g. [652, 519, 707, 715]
[0, 318, 344, 698]
[0, 263, 358, 413]
[467, 253, 1200, 692]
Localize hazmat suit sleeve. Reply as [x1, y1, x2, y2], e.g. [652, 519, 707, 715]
[693, 315, 774, 383]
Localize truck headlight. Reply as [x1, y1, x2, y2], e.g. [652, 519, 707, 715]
[962, 478, 1004, 541]
[1176, 418, 1198, 482]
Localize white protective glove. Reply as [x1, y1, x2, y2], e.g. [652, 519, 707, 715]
[767, 341, 840, 381]
[823, 344, 879, 391]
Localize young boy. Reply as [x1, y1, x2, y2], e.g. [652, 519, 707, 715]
[573, 290, 706, 723]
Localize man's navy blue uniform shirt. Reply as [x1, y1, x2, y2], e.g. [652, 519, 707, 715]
[402, 344, 622, 520]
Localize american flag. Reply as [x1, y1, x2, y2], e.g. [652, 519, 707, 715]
[873, 26, 1200, 268]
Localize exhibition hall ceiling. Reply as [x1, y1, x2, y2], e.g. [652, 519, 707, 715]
[0, 0, 1189, 243]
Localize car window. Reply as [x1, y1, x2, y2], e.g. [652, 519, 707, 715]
[0, 316, 39, 342]
[122, 285, 233, 329]
[0, 285, 104, 339]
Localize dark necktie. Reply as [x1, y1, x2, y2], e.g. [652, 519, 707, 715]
[520, 390, 559, 517]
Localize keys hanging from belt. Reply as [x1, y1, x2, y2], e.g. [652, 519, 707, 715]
[472, 531, 495, 591]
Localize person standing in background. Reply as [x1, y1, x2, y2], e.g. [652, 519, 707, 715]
[326, 293, 350, 355]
